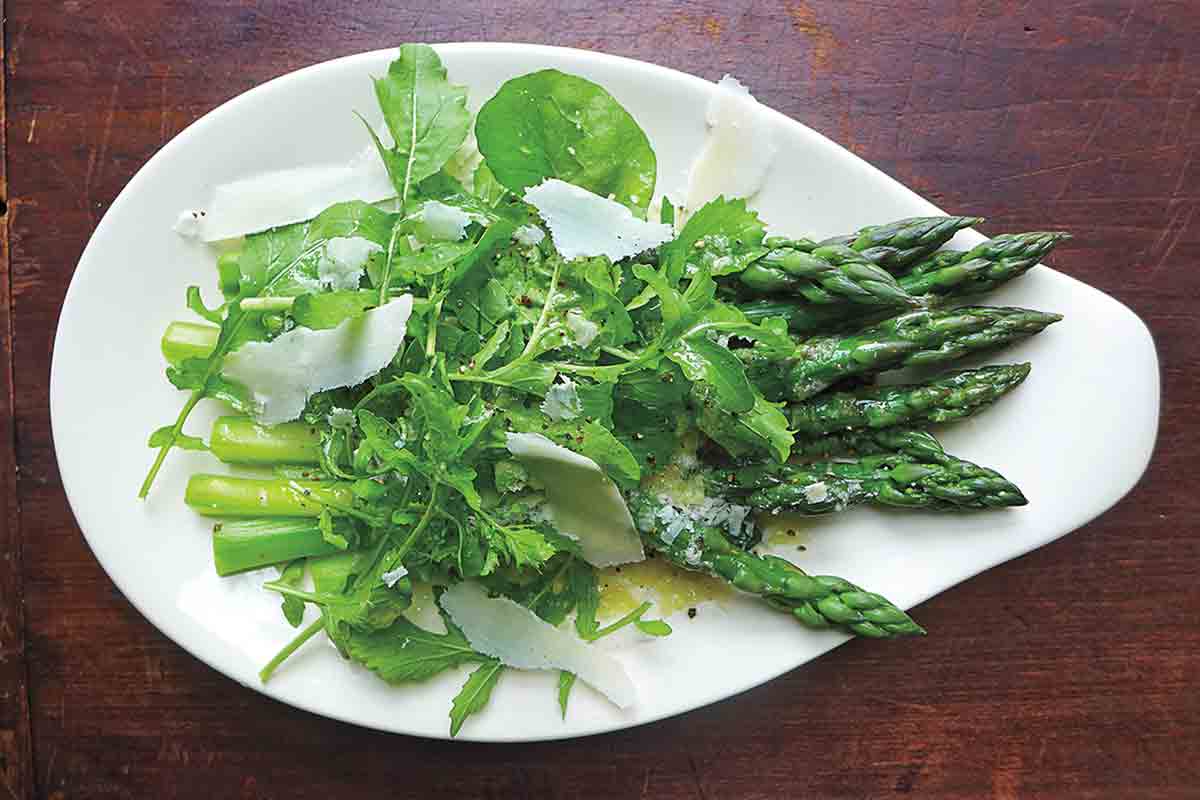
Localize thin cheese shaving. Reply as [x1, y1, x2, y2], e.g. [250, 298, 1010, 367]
[565, 310, 600, 348]
[417, 201, 476, 241]
[513, 224, 546, 246]
[685, 75, 777, 213]
[223, 295, 413, 425]
[439, 582, 637, 709]
[523, 179, 673, 261]
[539, 378, 582, 421]
[317, 237, 382, 290]
[196, 145, 395, 242]
[505, 432, 645, 567]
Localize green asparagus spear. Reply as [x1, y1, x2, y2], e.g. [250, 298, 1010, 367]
[212, 518, 343, 576]
[185, 474, 355, 517]
[738, 232, 1067, 336]
[737, 246, 917, 306]
[789, 427, 948, 462]
[210, 416, 323, 465]
[899, 232, 1069, 297]
[743, 307, 1060, 401]
[833, 215, 984, 273]
[626, 491, 924, 637]
[787, 363, 1031, 437]
[712, 451, 1027, 512]
[162, 321, 219, 365]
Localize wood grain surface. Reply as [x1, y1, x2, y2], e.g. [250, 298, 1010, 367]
[4, 1, 1198, 798]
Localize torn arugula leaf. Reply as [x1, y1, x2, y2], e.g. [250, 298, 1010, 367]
[366, 44, 471, 206]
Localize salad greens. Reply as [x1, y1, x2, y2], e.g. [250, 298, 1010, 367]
[144, 44, 1065, 736]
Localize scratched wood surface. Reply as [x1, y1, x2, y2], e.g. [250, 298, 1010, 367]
[4, 1, 1199, 798]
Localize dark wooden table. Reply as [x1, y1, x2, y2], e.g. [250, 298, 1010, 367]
[3, 2, 1197, 797]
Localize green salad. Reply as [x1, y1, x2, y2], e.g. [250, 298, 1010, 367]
[144, 44, 1066, 736]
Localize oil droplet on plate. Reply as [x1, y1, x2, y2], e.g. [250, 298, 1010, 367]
[597, 556, 733, 621]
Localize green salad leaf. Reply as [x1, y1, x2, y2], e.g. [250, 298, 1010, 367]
[661, 196, 767, 282]
[365, 44, 471, 206]
[475, 69, 656, 213]
[450, 660, 504, 736]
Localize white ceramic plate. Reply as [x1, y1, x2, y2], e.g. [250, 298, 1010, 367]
[50, 43, 1159, 741]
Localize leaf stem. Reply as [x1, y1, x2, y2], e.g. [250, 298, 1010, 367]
[259, 616, 325, 683]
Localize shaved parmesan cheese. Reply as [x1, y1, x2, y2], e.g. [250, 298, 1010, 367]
[327, 407, 356, 430]
[417, 201, 475, 241]
[513, 224, 546, 246]
[223, 295, 413, 425]
[317, 237, 382, 290]
[197, 145, 394, 242]
[565, 310, 600, 348]
[505, 433, 644, 567]
[802, 482, 829, 504]
[540, 378, 582, 421]
[173, 209, 205, 238]
[380, 566, 409, 588]
[523, 179, 673, 261]
[654, 495, 753, 546]
[685, 75, 777, 212]
[440, 582, 637, 709]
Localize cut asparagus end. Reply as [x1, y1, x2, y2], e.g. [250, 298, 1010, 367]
[210, 416, 323, 466]
[161, 321, 219, 365]
[185, 474, 354, 518]
[212, 517, 342, 576]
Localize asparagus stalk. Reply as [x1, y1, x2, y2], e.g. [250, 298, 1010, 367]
[828, 215, 984, 273]
[162, 321, 219, 365]
[787, 363, 1031, 437]
[210, 416, 323, 465]
[737, 246, 917, 306]
[743, 307, 1060, 401]
[737, 232, 1068, 336]
[899, 232, 1069, 297]
[790, 427, 948, 462]
[212, 518, 343, 576]
[185, 474, 355, 517]
[713, 452, 1027, 512]
[626, 491, 924, 638]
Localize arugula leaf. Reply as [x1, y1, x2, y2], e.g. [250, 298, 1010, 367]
[399, 374, 470, 463]
[366, 44, 471, 205]
[484, 525, 557, 571]
[667, 334, 756, 414]
[317, 508, 351, 550]
[579, 421, 641, 487]
[449, 660, 504, 737]
[580, 601, 670, 642]
[445, 218, 519, 290]
[276, 560, 308, 628]
[660, 196, 675, 227]
[693, 383, 793, 462]
[557, 671, 577, 718]
[564, 258, 634, 349]
[186, 286, 223, 324]
[661, 197, 766, 283]
[634, 618, 673, 637]
[240, 202, 395, 297]
[164, 358, 255, 412]
[475, 69, 656, 213]
[291, 290, 377, 330]
[340, 615, 490, 683]
[503, 401, 641, 488]
[147, 425, 207, 451]
[482, 553, 596, 628]
[472, 162, 508, 207]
